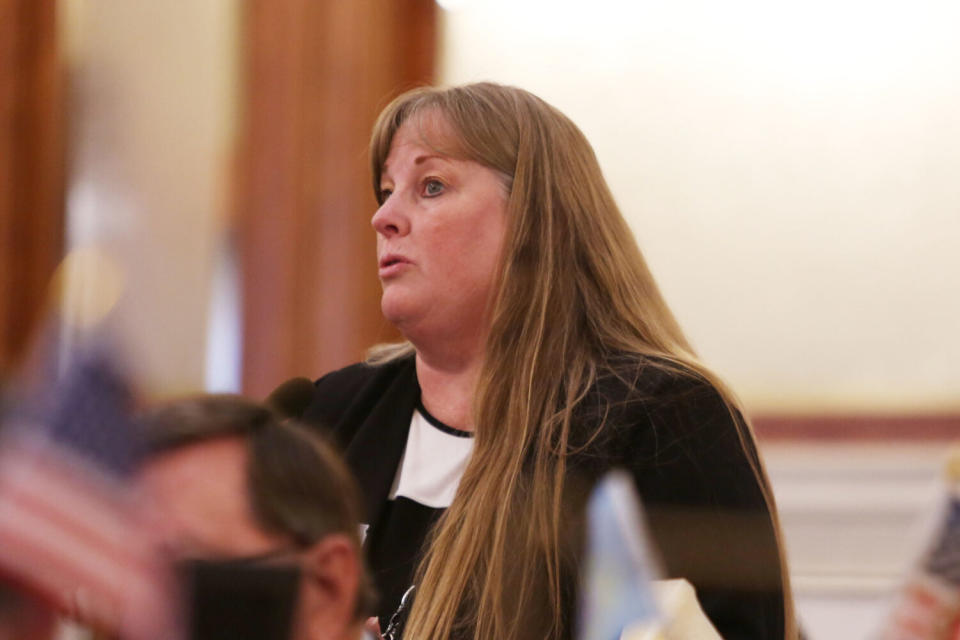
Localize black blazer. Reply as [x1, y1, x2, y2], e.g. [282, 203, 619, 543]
[301, 355, 786, 640]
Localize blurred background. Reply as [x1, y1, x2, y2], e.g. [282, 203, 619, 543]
[1, 1, 957, 638]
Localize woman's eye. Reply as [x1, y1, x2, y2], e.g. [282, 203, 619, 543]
[379, 188, 393, 202]
[423, 180, 444, 197]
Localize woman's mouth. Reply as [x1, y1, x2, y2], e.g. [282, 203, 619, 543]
[378, 254, 410, 278]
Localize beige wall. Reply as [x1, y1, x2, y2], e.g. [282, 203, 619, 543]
[57, 0, 960, 411]
[440, 0, 960, 414]
[61, 0, 239, 395]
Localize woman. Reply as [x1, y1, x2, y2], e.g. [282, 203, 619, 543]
[301, 82, 795, 640]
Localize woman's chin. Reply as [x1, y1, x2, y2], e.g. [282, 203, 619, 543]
[380, 295, 422, 332]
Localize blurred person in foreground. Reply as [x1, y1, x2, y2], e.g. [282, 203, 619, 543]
[138, 395, 376, 640]
[296, 82, 795, 640]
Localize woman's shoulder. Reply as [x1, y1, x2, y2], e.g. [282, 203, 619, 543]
[595, 352, 724, 408]
[588, 353, 749, 470]
[591, 353, 768, 504]
[304, 354, 417, 426]
[313, 355, 415, 393]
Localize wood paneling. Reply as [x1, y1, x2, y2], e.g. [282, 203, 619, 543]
[0, 0, 64, 376]
[753, 413, 960, 441]
[237, 0, 436, 396]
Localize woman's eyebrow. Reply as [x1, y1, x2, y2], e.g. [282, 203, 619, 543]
[380, 153, 449, 179]
[414, 154, 451, 166]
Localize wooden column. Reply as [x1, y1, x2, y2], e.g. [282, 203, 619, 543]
[237, 0, 437, 396]
[0, 0, 64, 376]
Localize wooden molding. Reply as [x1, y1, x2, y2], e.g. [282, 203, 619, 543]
[753, 413, 960, 441]
[0, 0, 64, 375]
[236, 0, 436, 396]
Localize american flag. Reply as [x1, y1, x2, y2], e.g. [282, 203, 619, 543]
[926, 496, 960, 587]
[883, 574, 960, 640]
[0, 346, 178, 639]
[880, 472, 960, 640]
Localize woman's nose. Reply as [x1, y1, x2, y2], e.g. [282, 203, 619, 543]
[371, 197, 410, 237]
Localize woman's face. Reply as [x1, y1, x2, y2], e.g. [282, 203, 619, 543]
[372, 112, 508, 349]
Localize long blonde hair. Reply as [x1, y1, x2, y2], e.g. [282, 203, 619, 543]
[369, 83, 795, 640]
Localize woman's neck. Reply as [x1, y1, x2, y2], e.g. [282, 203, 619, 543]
[414, 347, 483, 432]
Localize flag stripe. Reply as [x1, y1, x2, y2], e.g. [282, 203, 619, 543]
[0, 442, 165, 634]
[0, 521, 125, 617]
[0, 521, 167, 635]
[0, 448, 151, 568]
[0, 487, 151, 591]
[0, 466, 168, 635]
[0, 345, 177, 639]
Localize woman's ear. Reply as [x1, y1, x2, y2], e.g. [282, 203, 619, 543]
[297, 534, 361, 640]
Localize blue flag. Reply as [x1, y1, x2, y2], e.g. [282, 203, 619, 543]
[578, 470, 662, 640]
[925, 494, 960, 587]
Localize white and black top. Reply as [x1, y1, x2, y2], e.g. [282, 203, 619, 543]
[387, 400, 474, 508]
[365, 400, 473, 629]
[301, 356, 786, 640]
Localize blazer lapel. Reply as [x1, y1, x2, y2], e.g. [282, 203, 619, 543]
[341, 358, 419, 531]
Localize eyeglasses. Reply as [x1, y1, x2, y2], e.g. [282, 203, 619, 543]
[201, 545, 305, 567]
[179, 549, 304, 640]
[165, 540, 306, 570]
